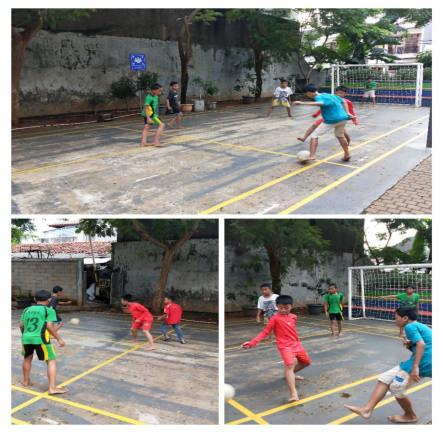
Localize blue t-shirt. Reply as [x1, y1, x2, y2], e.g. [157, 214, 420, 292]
[399, 322, 432, 377]
[314, 93, 349, 125]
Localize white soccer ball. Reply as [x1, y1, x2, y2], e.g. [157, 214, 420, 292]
[224, 384, 236, 402]
[297, 150, 311, 162]
[70, 318, 80, 325]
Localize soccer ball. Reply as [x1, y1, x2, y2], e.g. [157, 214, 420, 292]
[224, 384, 236, 402]
[70, 318, 80, 325]
[297, 150, 311, 162]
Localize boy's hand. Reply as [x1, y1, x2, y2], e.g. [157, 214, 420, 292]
[241, 342, 251, 349]
[410, 366, 420, 382]
[58, 339, 65, 347]
[256, 317, 261, 323]
[403, 338, 412, 349]
[348, 114, 356, 119]
[325, 312, 329, 317]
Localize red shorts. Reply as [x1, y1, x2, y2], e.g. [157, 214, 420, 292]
[132, 320, 152, 331]
[279, 348, 311, 366]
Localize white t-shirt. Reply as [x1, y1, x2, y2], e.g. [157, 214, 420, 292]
[257, 293, 279, 318]
[274, 87, 293, 102]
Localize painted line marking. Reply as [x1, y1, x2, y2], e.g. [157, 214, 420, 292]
[11, 417, 30, 425]
[12, 385, 146, 424]
[200, 115, 429, 214]
[328, 380, 432, 425]
[227, 398, 269, 425]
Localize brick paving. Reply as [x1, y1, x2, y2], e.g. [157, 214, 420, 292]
[363, 155, 432, 215]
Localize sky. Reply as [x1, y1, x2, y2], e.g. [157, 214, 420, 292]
[364, 219, 417, 249]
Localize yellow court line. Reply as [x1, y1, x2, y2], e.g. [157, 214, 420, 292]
[322, 160, 360, 169]
[11, 417, 30, 425]
[11, 328, 180, 414]
[12, 385, 146, 424]
[12, 138, 188, 176]
[329, 380, 432, 425]
[280, 130, 427, 214]
[227, 374, 381, 425]
[200, 115, 429, 214]
[227, 398, 270, 425]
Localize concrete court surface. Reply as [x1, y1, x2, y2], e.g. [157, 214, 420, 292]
[11, 310, 218, 425]
[225, 316, 432, 425]
[12, 103, 430, 215]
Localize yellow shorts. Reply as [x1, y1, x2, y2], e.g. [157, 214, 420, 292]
[272, 100, 290, 108]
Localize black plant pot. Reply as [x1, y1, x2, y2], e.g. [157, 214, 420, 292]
[307, 304, 323, 315]
[16, 299, 32, 309]
[242, 306, 258, 317]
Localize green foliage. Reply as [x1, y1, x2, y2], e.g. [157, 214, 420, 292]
[416, 50, 432, 68]
[193, 10, 223, 25]
[423, 67, 432, 81]
[12, 9, 94, 29]
[88, 93, 105, 113]
[11, 219, 36, 245]
[301, 277, 334, 300]
[193, 78, 220, 100]
[233, 73, 261, 96]
[110, 76, 137, 110]
[136, 72, 160, 92]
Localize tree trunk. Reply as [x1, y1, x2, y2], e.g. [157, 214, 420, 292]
[253, 49, 263, 98]
[152, 249, 175, 313]
[264, 244, 282, 294]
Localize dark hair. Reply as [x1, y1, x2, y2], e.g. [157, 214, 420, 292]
[395, 307, 418, 321]
[122, 294, 133, 302]
[367, 77, 372, 80]
[406, 284, 417, 290]
[303, 84, 317, 93]
[53, 286, 63, 294]
[170, 81, 179, 87]
[328, 283, 338, 289]
[151, 83, 163, 90]
[276, 295, 293, 305]
[260, 283, 271, 289]
[164, 294, 175, 302]
[280, 79, 289, 84]
[35, 290, 52, 301]
[335, 86, 348, 92]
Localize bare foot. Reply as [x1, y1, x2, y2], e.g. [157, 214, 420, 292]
[294, 375, 304, 380]
[265, 115, 270, 118]
[344, 404, 371, 419]
[301, 156, 317, 163]
[167, 123, 175, 128]
[153, 143, 165, 147]
[130, 339, 139, 343]
[329, 335, 336, 339]
[288, 394, 300, 402]
[388, 414, 418, 423]
[342, 155, 351, 161]
[144, 345, 157, 351]
[177, 126, 185, 129]
[141, 142, 155, 147]
[338, 332, 343, 336]
[288, 115, 293, 117]
[347, 141, 352, 147]
[297, 137, 306, 142]
[49, 387, 68, 395]
[21, 379, 31, 387]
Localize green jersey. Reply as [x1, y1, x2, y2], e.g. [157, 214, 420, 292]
[324, 292, 344, 314]
[21, 305, 57, 345]
[365, 81, 377, 91]
[141, 93, 158, 117]
[396, 292, 419, 307]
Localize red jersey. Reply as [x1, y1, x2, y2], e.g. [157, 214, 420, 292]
[313, 98, 357, 125]
[248, 313, 304, 352]
[127, 302, 153, 323]
[163, 302, 182, 324]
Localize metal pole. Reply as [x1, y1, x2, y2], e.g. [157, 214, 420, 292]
[427, 105, 432, 148]
[348, 267, 353, 320]
[331, 65, 335, 94]
[360, 269, 366, 319]
[138, 70, 142, 111]
[88, 235, 98, 284]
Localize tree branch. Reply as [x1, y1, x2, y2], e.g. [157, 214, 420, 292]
[130, 219, 168, 250]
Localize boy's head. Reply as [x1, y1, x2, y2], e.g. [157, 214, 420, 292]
[121, 293, 133, 306]
[151, 83, 163, 95]
[52, 286, 63, 297]
[34, 289, 52, 304]
[170, 81, 179, 91]
[395, 306, 418, 327]
[276, 295, 293, 315]
[328, 283, 338, 294]
[260, 283, 272, 296]
[280, 79, 289, 88]
[335, 86, 348, 98]
[164, 295, 174, 304]
[303, 84, 318, 99]
[406, 284, 417, 295]
[367, 77, 372, 82]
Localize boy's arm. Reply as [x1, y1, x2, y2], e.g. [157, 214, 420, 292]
[242, 320, 274, 348]
[157, 314, 167, 321]
[144, 106, 153, 124]
[293, 101, 324, 106]
[19, 321, 24, 334]
[312, 109, 321, 118]
[59, 300, 72, 305]
[324, 303, 329, 316]
[378, 295, 397, 299]
[410, 340, 426, 382]
[256, 309, 263, 323]
[46, 322, 65, 347]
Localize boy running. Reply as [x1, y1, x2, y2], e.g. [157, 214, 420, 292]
[242, 295, 311, 402]
[141, 83, 165, 147]
[256, 283, 278, 342]
[166, 81, 184, 129]
[266, 79, 293, 118]
[121, 294, 157, 351]
[362, 77, 377, 106]
[157, 295, 186, 344]
[20, 289, 67, 395]
[49, 286, 72, 332]
[344, 307, 431, 423]
[324, 283, 345, 338]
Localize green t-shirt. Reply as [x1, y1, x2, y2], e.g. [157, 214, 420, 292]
[141, 93, 158, 117]
[396, 292, 419, 307]
[365, 81, 377, 91]
[21, 305, 57, 345]
[324, 292, 344, 314]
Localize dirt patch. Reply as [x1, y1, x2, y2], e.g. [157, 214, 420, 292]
[340, 393, 351, 398]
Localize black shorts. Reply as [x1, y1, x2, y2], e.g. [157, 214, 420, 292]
[167, 106, 182, 115]
[329, 312, 344, 321]
[22, 344, 56, 360]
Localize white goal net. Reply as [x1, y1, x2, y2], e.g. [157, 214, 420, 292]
[331, 63, 424, 107]
[347, 264, 432, 325]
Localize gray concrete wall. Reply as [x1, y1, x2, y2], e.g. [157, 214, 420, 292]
[111, 239, 218, 312]
[11, 259, 85, 304]
[225, 246, 366, 312]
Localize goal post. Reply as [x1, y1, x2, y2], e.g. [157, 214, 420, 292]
[347, 264, 432, 325]
[331, 63, 424, 107]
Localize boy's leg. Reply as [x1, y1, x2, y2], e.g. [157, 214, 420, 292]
[330, 319, 336, 337]
[130, 328, 139, 342]
[388, 397, 418, 423]
[141, 123, 151, 146]
[286, 105, 292, 117]
[142, 329, 157, 351]
[344, 380, 389, 419]
[344, 128, 351, 146]
[160, 322, 169, 339]
[338, 319, 343, 336]
[47, 359, 68, 394]
[338, 137, 351, 161]
[297, 124, 318, 142]
[284, 365, 299, 401]
[22, 354, 33, 387]
[172, 324, 185, 342]
[293, 362, 310, 380]
[265, 106, 275, 117]
[176, 113, 184, 129]
[153, 121, 165, 147]
[167, 114, 177, 128]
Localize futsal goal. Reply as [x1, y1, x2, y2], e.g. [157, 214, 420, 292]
[331, 63, 424, 107]
[347, 264, 432, 325]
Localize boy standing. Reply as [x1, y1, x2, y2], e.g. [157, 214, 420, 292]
[49, 286, 72, 332]
[166, 81, 184, 129]
[157, 295, 186, 344]
[344, 307, 431, 423]
[256, 283, 278, 342]
[293, 84, 356, 162]
[121, 294, 157, 351]
[242, 295, 311, 402]
[141, 83, 165, 147]
[324, 283, 345, 338]
[20, 289, 67, 395]
[266, 79, 293, 118]
[362, 77, 377, 106]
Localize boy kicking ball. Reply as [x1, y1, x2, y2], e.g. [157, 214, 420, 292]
[20, 290, 67, 395]
[242, 295, 311, 402]
[344, 307, 432, 423]
[121, 294, 157, 351]
[324, 283, 345, 338]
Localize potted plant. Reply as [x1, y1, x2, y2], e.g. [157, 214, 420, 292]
[14, 289, 33, 309]
[234, 73, 260, 104]
[226, 290, 260, 317]
[302, 278, 333, 315]
[191, 78, 206, 112]
[193, 78, 220, 110]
